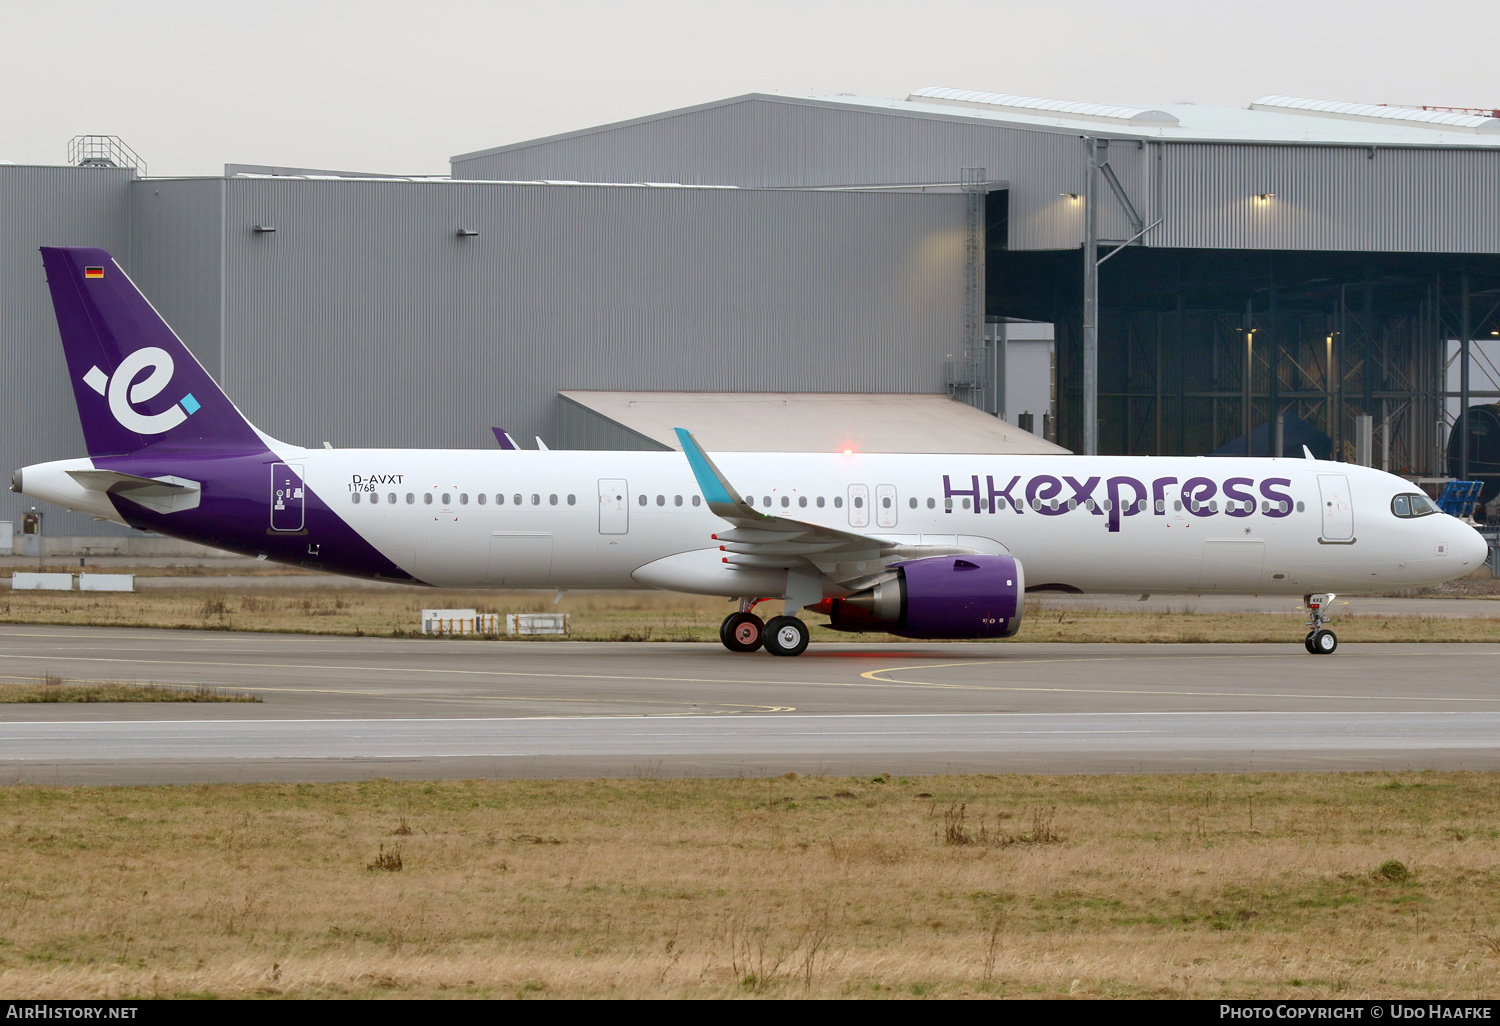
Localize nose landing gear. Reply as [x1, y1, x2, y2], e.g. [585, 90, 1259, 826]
[1303, 593, 1339, 654]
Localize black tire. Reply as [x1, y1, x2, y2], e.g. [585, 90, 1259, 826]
[1311, 629, 1338, 655]
[721, 612, 765, 653]
[763, 615, 810, 657]
[1304, 631, 1318, 654]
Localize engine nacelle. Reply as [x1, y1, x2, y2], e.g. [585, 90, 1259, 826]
[823, 554, 1025, 639]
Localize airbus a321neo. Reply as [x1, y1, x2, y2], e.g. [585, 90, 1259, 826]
[13, 248, 1489, 656]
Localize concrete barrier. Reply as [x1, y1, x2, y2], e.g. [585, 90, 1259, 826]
[12, 573, 74, 591]
[78, 574, 135, 592]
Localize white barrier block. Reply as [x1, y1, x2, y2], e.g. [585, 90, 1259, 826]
[79, 574, 135, 592]
[11, 573, 74, 591]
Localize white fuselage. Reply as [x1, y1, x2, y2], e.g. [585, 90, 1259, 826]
[293, 448, 1482, 595]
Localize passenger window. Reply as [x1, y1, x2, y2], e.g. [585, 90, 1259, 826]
[513, 494, 522, 506]
[1296, 501, 1305, 512]
[908, 498, 917, 509]
[656, 495, 665, 506]
[531, 494, 540, 505]
[927, 498, 936, 509]
[459, 493, 468, 505]
[567, 495, 576, 505]
[549, 494, 558, 505]
[834, 497, 843, 508]
[781, 496, 790, 507]
[496, 494, 505, 505]
[674, 495, 683, 506]
[1155, 499, 1164, 513]
[406, 493, 415, 504]
[746, 496, 755, 506]
[477, 493, 486, 505]
[799, 496, 807, 507]
[963, 498, 972, 510]
[854, 496, 864, 509]
[691, 495, 701, 507]
[369, 492, 379, 504]
[423, 493, 433, 505]
[816, 497, 825, 508]
[351, 492, 360, 504]
[638, 495, 647, 506]
[764, 497, 772, 508]
[882, 497, 891, 508]
[441, 493, 451, 505]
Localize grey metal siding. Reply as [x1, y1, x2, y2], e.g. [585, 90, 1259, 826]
[1158, 143, 1500, 253]
[454, 97, 1087, 251]
[0, 165, 134, 536]
[215, 178, 965, 451]
[129, 178, 225, 377]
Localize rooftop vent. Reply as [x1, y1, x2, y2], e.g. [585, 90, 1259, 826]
[909, 87, 1179, 127]
[67, 135, 147, 175]
[1250, 96, 1500, 134]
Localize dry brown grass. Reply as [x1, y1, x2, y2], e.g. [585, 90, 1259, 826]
[0, 772, 1498, 998]
[2, 584, 1499, 644]
[0, 674, 260, 703]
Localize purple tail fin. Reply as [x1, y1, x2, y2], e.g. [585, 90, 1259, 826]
[491, 427, 519, 450]
[41, 247, 269, 457]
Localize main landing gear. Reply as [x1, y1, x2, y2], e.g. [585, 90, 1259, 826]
[1303, 593, 1338, 655]
[718, 599, 810, 657]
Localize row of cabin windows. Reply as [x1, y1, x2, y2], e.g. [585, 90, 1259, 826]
[350, 490, 1300, 515]
[352, 492, 578, 506]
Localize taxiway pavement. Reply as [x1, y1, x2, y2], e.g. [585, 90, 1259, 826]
[2, 625, 1498, 783]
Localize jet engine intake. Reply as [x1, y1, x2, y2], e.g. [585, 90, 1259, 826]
[824, 554, 1024, 639]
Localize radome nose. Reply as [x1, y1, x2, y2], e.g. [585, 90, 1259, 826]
[1455, 520, 1490, 569]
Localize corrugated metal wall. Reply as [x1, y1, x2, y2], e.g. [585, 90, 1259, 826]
[210, 177, 965, 450]
[1158, 143, 1500, 253]
[0, 165, 134, 536]
[453, 97, 1088, 251]
[455, 96, 1500, 255]
[129, 178, 225, 378]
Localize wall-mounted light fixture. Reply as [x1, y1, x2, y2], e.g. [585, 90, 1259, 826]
[252, 225, 276, 233]
[455, 228, 479, 238]
[1255, 193, 1276, 201]
[1060, 192, 1079, 201]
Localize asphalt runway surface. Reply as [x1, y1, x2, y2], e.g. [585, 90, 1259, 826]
[4, 623, 1500, 783]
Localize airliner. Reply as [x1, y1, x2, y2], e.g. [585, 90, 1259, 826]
[12, 247, 1489, 656]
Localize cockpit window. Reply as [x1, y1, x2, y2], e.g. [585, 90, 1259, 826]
[1391, 492, 1438, 518]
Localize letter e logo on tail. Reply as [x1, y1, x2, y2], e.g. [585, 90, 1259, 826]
[84, 347, 198, 436]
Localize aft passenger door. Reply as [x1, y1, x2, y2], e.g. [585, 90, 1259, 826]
[270, 463, 305, 532]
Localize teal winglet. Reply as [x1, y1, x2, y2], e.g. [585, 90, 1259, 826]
[674, 428, 737, 506]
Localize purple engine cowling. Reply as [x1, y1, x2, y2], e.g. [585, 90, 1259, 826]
[825, 554, 1025, 639]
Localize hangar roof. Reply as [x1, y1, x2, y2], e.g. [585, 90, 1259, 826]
[558, 392, 1069, 455]
[455, 88, 1500, 164]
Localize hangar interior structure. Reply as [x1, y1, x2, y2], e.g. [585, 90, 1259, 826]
[4, 86, 1500, 542]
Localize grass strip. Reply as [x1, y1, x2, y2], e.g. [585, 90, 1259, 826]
[0, 772, 1496, 998]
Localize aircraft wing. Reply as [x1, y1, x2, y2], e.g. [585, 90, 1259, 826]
[675, 428, 978, 586]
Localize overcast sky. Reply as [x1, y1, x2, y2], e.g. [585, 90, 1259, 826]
[2, 0, 1494, 177]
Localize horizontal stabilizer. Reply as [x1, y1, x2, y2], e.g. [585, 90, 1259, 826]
[66, 469, 201, 514]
